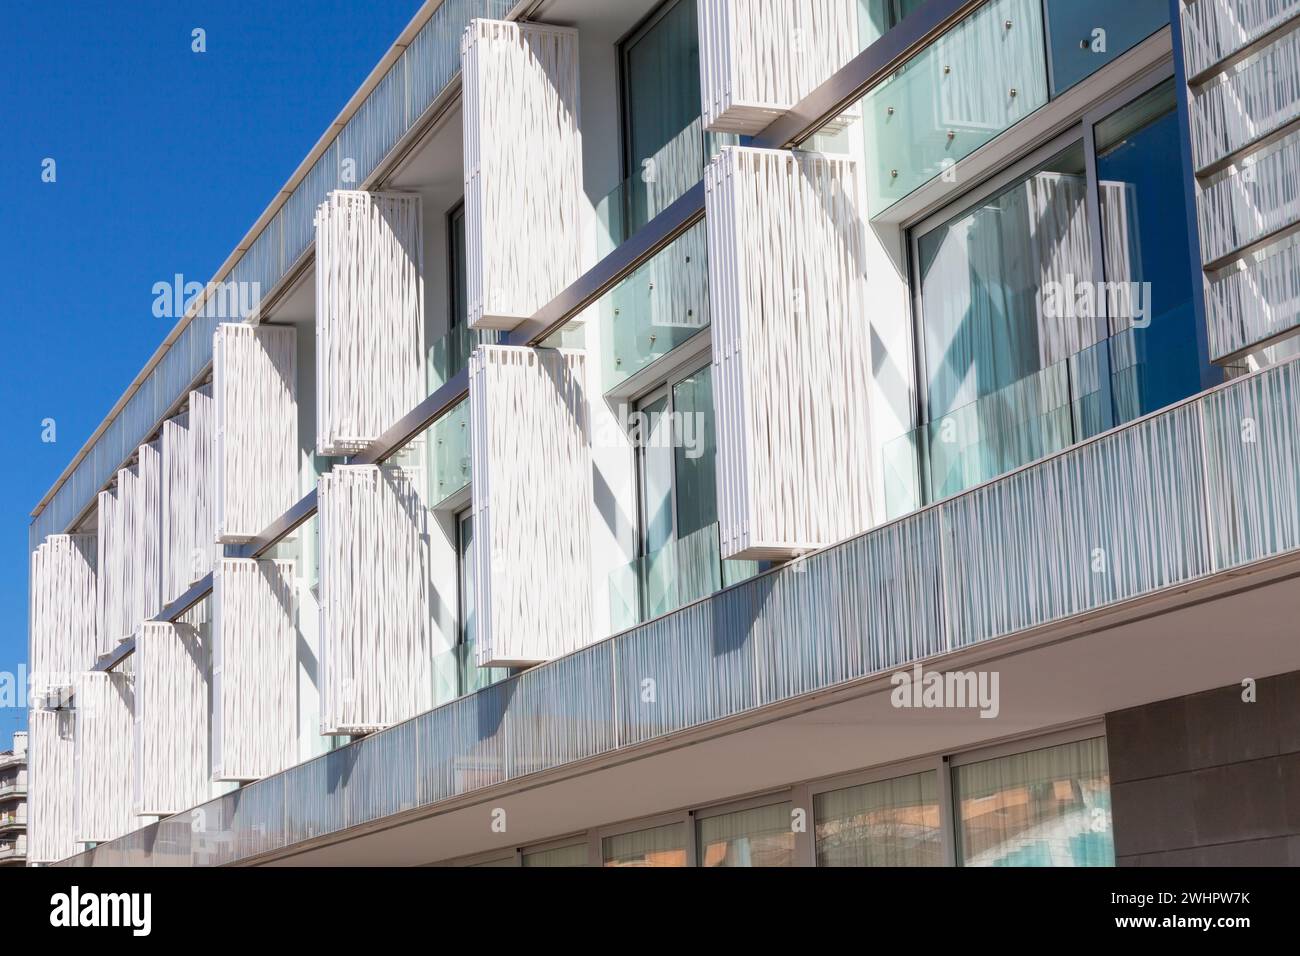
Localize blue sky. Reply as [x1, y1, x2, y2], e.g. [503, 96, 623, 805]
[0, 0, 422, 749]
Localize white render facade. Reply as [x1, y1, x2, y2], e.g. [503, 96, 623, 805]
[25, 0, 1300, 867]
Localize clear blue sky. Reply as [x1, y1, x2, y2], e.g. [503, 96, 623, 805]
[0, 0, 423, 749]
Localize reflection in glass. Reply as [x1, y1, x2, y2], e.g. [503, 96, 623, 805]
[1094, 81, 1210, 424]
[814, 771, 942, 866]
[613, 365, 760, 629]
[1043, 0, 1168, 96]
[603, 822, 688, 867]
[429, 203, 497, 391]
[697, 803, 795, 867]
[954, 737, 1114, 867]
[598, 0, 728, 254]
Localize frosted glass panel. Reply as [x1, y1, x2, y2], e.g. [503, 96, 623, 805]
[854, 0, 1049, 213]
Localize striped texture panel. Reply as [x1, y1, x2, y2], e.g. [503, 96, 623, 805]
[133, 616, 210, 816]
[1201, 355, 1300, 565]
[27, 708, 76, 864]
[213, 323, 298, 542]
[161, 386, 216, 605]
[74, 670, 136, 845]
[315, 191, 426, 455]
[29, 533, 97, 691]
[469, 345, 592, 666]
[941, 401, 1212, 646]
[318, 465, 435, 734]
[1197, 131, 1300, 264]
[94, 486, 125, 655]
[1207, 235, 1300, 355]
[211, 558, 297, 781]
[698, 0, 857, 135]
[1191, 26, 1300, 169]
[461, 19, 582, 330]
[1180, 0, 1300, 79]
[705, 146, 875, 559]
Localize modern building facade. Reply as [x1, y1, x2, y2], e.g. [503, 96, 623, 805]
[0, 733, 28, 867]
[25, 0, 1300, 866]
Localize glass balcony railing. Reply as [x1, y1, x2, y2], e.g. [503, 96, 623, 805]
[31, 0, 515, 550]
[428, 324, 497, 393]
[594, 119, 725, 258]
[609, 523, 761, 632]
[882, 333, 1172, 517]
[601, 220, 711, 392]
[57, 355, 1300, 867]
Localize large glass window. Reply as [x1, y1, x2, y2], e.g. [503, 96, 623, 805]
[602, 822, 689, 867]
[953, 737, 1114, 867]
[600, 0, 717, 251]
[894, 79, 1212, 508]
[814, 770, 943, 866]
[614, 363, 760, 629]
[697, 802, 795, 867]
[429, 202, 496, 391]
[1092, 81, 1209, 424]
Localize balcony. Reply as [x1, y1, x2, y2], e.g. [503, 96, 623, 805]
[0, 783, 25, 800]
[0, 812, 26, 831]
[0, 837, 26, 863]
[57, 352, 1300, 867]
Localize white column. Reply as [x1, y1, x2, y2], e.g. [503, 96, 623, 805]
[469, 345, 592, 666]
[213, 323, 298, 543]
[705, 145, 875, 559]
[699, 0, 858, 135]
[211, 557, 297, 781]
[318, 464, 434, 734]
[462, 19, 583, 330]
[315, 190, 426, 455]
[73, 670, 136, 845]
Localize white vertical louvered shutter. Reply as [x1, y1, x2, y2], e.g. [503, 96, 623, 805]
[318, 465, 434, 734]
[469, 346, 593, 666]
[73, 670, 136, 845]
[315, 191, 426, 455]
[211, 557, 297, 781]
[213, 323, 298, 543]
[705, 146, 875, 559]
[698, 0, 858, 135]
[162, 385, 217, 604]
[462, 19, 583, 330]
[133, 613, 210, 816]
[29, 534, 97, 691]
[27, 708, 76, 864]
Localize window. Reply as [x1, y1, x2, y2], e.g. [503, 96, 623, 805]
[615, 0, 711, 240]
[858, 0, 927, 49]
[430, 202, 495, 390]
[619, 362, 760, 627]
[603, 822, 688, 867]
[953, 736, 1114, 866]
[521, 842, 588, 867]
[697, 802, 795, 867]
[904, 78, 1212, 503]
[814, 770, 943, 866]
